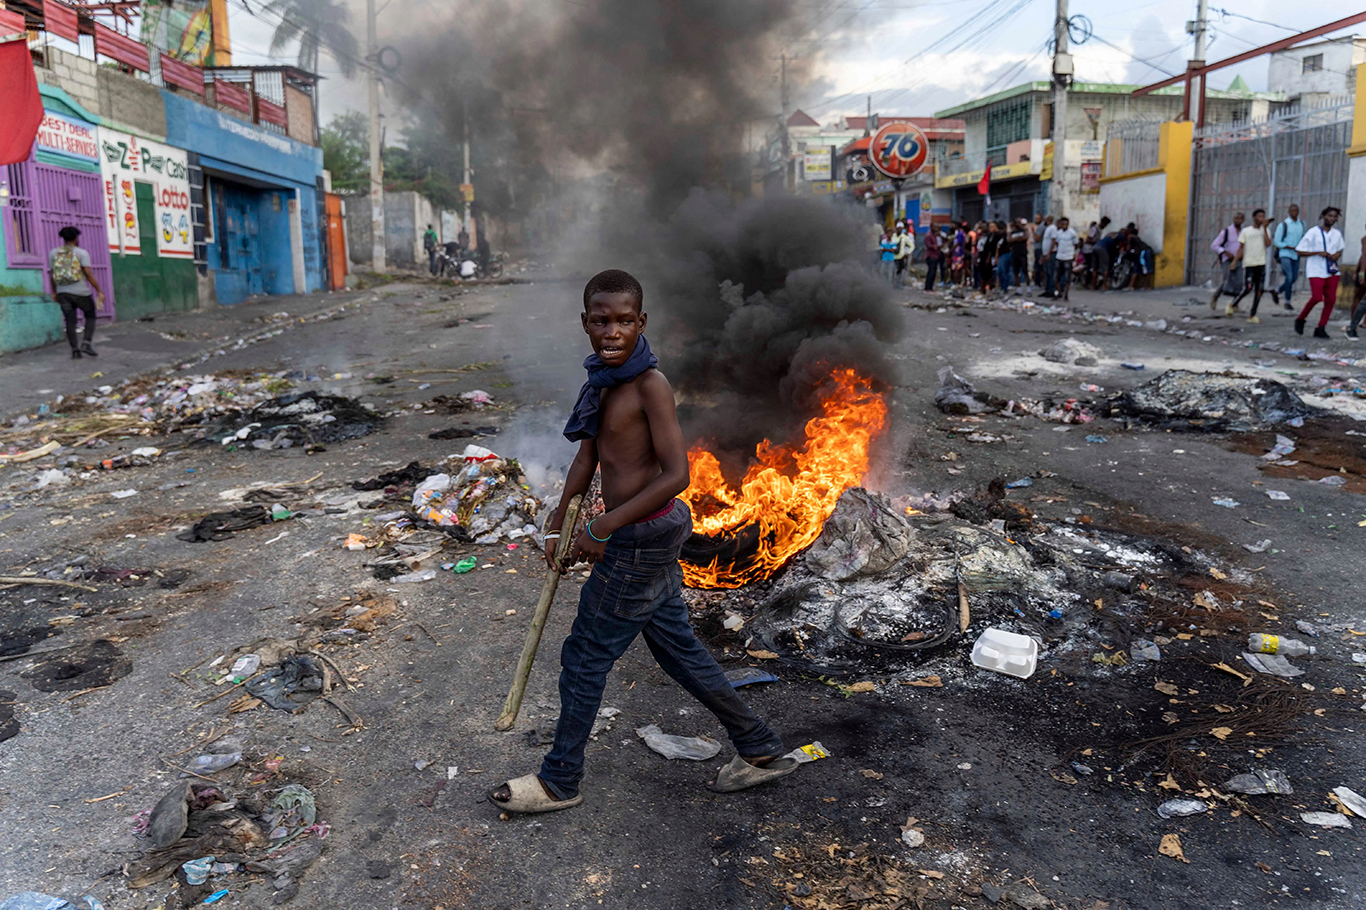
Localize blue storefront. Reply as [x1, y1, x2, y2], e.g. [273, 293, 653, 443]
[161, 91, 323, 304]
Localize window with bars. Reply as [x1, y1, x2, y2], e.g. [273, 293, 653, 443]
[4, 159, 42, 268]
[986, 99, 1032, 151]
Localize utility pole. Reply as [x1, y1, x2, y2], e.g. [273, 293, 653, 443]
[864, 96, 871, 137]
[462, 97, 472, 242]
[780, 52, 790, 192]
[1187, 0, 1209, 125]
[366, 0, 385, 272]
[1049, 0, 1072, 219]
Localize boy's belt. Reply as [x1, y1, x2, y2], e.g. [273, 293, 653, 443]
[634, 500, 676, 524]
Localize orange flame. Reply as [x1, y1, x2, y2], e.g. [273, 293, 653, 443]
[680, 368, 887, 589]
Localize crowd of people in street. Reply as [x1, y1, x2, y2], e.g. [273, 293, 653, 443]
[1207, 204, 1366, 340]
[872, 203, 1364, 339]
[879, 213, 1155, 299]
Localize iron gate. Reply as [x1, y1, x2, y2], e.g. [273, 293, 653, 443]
[1186, 97, 1354, 287]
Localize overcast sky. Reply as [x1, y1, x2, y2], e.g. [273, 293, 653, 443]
[223, 0, 1360, 132]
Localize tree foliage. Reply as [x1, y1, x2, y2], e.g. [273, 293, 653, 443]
[262, 0, 359, 76]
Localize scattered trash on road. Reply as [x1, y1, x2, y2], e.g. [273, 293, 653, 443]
[1224, 770, 1293, 796]
[971, 628, 1037, 679]
[634, 724, 721, 761]
[1301, 811, 1353, 829]
[725, 667, 777, 688]
[1157, 799, 1208, 819]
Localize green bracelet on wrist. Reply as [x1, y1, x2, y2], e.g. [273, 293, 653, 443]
[587, 519, 612, 542]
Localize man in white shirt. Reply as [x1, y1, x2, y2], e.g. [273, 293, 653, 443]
[1048, 216, 1079, 301]
[892, 221, 915, 289]
[1040, 217, 1059, 296]
[1294, 206, 1345, 339]
[1228, 208, 1275, 323]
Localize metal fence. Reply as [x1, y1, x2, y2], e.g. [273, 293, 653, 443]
[1186, 96, 1353, 286]
[1103, 117, 1163, 178]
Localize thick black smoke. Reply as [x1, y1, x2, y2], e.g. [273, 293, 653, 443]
[393, 0, 905, 450]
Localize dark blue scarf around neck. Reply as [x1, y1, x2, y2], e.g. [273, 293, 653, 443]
[563, 335, 658, 442]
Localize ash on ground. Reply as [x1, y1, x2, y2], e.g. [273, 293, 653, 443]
[731, 486, 1211, 675]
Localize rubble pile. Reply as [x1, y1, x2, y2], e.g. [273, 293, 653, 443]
[1117, 370, 1317, 431]
[743, 487, 1191, 673]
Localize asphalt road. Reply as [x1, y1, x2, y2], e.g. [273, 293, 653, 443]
[0, 275, 1362, 910]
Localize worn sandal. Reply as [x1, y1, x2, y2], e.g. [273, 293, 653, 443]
[489, 773, 583, 814]
[710, 755, 799, 792]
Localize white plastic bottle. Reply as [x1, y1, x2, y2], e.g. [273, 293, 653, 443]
[1248, 633, 1316, 657]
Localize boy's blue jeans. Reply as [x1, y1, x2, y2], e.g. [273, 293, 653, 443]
[539, 500, 785, 799]
[1279, 255, 1299, 301]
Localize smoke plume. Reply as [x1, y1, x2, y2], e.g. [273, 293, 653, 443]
[392, 0, 906, 450]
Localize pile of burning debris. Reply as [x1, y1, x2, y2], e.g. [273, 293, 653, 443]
[695, 485, 1201, 675]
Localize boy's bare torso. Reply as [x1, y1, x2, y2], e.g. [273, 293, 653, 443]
[596, 369, 668, 511]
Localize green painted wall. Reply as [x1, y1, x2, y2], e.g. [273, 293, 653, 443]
[0, 216, 63, 354]
[109, 182, 197, 319]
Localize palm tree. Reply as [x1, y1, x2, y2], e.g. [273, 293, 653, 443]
[263, 0, 359, 77]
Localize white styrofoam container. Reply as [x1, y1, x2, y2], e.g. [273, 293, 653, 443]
[971, 628, 1038, 679]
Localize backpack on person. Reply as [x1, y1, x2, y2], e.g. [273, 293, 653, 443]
[51, 247, 84, 287]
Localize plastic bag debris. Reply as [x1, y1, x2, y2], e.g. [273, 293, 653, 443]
[784, 742, 830, 764]
[634, 724, 721, 761]
[1262, 435, 1296, 460]
[1243, 539, 1272, 554]
[182, 857, 215, 886]
[1005, 477, 1033, 489]
[1242, 651, 1303, 678]
[1129, 640, 1161, 662]
[452, 556, 477, 573]
[1120, 362, 1145, 370]
[1319, 475, 1347, 486]
[1332, 786, 1366, 817]
[1266, 490, 1290, 501]
[245, 655, 324, 712]
[390, 569, 437, 584]
[1301, 811, 1352, 829]
[933, 366, 994, 415]
[0, 896, 103, 910]
[1157, 798, 1208, 818]
[725, 667, 778, 688]
[1085, 434, 1108, 444]
[1225, 769, 1293, 795]
[1118, 370, 1314, 431]
[1211, 498, 1240, 508]
[186, 753, 241, 775]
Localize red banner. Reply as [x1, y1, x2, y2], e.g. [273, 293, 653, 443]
[93, 21, 149, 71]
[0, 39, 42, 166]
[42, 0, 79, 42]
[213, 78, 251, 113]
[256, 96, 287, 128]
[159, 52, 204, 95]
[0, 8, 26, 36]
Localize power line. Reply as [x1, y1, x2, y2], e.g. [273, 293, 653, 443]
[803, 0, 1019, 114]
[1211, 7, 1297, 33]
[1087, 32, 1180, 78]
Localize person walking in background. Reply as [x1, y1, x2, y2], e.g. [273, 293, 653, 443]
[1040, 216, 1059, 297]
[1228, 208, 1273, 323]
[1093, 224, 1119, 291]
[879, 229, 896, 286]
[976, 221, 999, 291]
[922, 226, 943, 291]
[48, 226, 104, 360]
[1274, 203, 1305, 311]
[1049, 216, 1079, 301]
[1347, 220, 1366, 338]
[423, 223, 439, 275]
[893, 221, 915, 289]
[1295, 206, 1344, 339]
[1209, 212, 1245, 311]
[1001, 219, 1026, 293]
[1029, 214, 1046, 287]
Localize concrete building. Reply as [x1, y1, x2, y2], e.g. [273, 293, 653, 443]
[345, 192, 443, 271]
[1, 9, 329, 352]
[1268, 36, 1364, 107]
[760, 110, 867, 195]
[933, 80, 1283, 226]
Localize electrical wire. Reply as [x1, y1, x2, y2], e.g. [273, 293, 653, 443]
[1211, 7, 1297, 33]
[1087, 32, 1181, 78]
[802, 0, 1021, 114]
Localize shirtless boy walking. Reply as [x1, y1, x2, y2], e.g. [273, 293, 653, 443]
[490, 269, 795, 814]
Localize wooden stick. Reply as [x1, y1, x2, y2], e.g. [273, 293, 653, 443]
[192, 677, 252, 708]
[62, 685, 110, 701]
[0, 576, 98, 592]
[958, 581, 970, 633]
[84, 788, 132, 803]
[495, 495, 582, 732]
[0, 441, 60, 463]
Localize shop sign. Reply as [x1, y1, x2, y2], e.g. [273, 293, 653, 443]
[869, 121, 928, 179]
[36, 111, 99, 165]
[97, 127, 193, 258]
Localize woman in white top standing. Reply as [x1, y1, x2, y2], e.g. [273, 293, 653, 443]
[1294, 206, 1345, 339]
